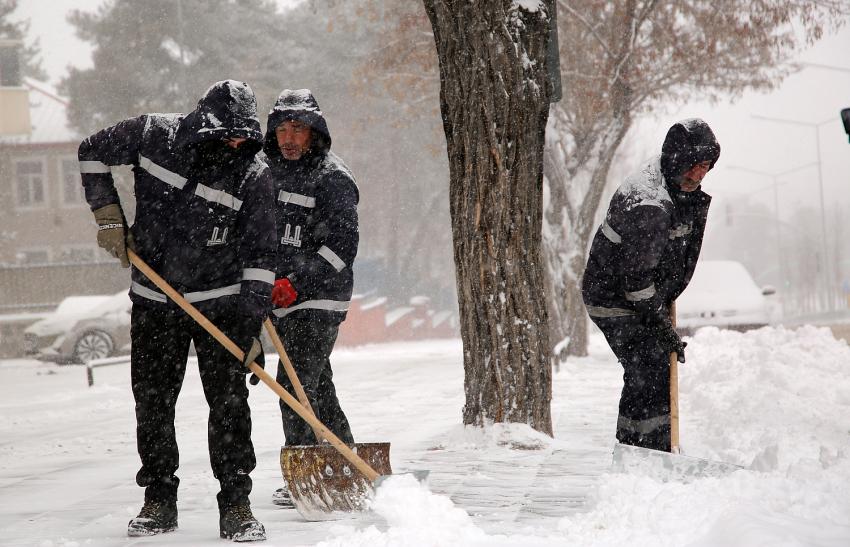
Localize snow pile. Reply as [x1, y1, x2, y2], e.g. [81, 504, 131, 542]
[317, 474, 487, 547]
[318, 467, 560, 547]
[681, 325, 850, 471]
[555, 325, 850, 547]
[430, 422, 554, 451]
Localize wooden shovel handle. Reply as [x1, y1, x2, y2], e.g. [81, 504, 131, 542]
[670, 301, 680, 454]
[127, 250, 380, 482]
[262, 318, 324, 441]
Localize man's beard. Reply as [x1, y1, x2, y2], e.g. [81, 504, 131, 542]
[280, 145, 308, 161]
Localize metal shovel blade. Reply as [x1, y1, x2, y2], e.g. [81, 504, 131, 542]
[281, 442, 392, 521]
[611, 442, 743, 483]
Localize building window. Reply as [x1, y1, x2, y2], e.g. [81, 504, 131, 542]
[0, 43, 22, 87]
[56, 246, 98, 264]
[60, 157, 86, 205]
[16, 248, 50, 265]
[15, 159, 46, 208]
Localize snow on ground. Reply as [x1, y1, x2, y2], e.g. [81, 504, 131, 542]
[0, 326, 848, 546]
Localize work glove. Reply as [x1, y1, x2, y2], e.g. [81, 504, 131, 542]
[93, 203, 130, 268]
[233, 301, 265, 385]
[240, 334, 265, 386]
[654, 323, 687, 363]
[271, 278, 298, 308]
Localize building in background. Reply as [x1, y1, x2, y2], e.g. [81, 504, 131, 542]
[0, 78, 101, 266]
[0, 74, 127, 355]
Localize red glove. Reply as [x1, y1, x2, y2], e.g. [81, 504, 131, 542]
[272, 278, 298, 308]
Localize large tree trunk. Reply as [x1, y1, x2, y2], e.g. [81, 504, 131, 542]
[424, 0, 553, 435]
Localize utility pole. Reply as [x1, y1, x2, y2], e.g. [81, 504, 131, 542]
[728, 162, 818, 318]
[751, 115, 840, 311]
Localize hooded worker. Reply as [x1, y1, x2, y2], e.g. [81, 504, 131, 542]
[78, 80, 275, 541]
[581, 118, 721, 452]
[261, 89, 359, 507]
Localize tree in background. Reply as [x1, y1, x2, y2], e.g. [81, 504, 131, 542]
[61, 0, 458, 309]
[424, 0, 554, 434]
[0, 0, 46, 80]
[359, 0, 847, 359]
[61, 0, 288, 135]
[543, 0, 847, 358]
[310, 0, 456, 304]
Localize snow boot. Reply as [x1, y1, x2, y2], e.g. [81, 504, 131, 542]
[127, 500, 178, 536]
[219, 504, 266, 542]
[272, 484, 294, 508]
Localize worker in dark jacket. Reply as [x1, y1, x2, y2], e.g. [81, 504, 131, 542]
[582, 118, 720, 452]
[78, 80, 275, 541]
[262, 89, 358, 507]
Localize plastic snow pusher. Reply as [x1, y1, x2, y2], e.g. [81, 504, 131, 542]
[611, 302, 743, 481]
[128, 250, 397, 520]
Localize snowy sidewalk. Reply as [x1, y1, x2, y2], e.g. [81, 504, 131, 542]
[406, 352, 618, 535]
[0, 339, 622, 546]
[3, 326, 847, 546]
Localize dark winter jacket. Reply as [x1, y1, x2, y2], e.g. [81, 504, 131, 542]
[263, 89, 359, 323]
[582, 119, 720, 327]
[78, 80, 277, 319]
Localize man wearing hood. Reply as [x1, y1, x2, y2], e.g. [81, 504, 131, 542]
[262, 89, 358, 506]
[78, 80, 274, 541]
[582, 118, 720, 452]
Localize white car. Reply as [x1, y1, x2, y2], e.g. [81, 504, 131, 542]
[676, 260, 775, 334]
[24, 291, 131, 363]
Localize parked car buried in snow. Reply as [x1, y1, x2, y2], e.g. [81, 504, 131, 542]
[676, 260, 776, 335]
[24, 291, 131, 364]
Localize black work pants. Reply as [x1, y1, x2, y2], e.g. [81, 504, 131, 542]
[591, 315, 672, 452]
[273, 315, 353, 446]
[130, 304, 256, 510]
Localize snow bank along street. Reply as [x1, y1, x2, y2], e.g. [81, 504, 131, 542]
[1, 326, 849, 545]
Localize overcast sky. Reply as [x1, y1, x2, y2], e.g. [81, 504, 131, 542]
[12, 1, 850, 223]
[13, 0, 303, 82]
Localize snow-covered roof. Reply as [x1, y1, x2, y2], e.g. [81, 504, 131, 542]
[0, 78, 79, 145]
[385, 306, 414, 326]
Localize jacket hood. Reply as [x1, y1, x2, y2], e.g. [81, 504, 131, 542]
[174, 80, 264, 154]
[660, 118, 721, 185]
[263, 89, 331, 162]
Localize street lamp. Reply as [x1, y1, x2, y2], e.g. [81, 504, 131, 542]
[727, 162, 819, 317]
[797, 62, 850, 75]
[751, 114, 840, 311]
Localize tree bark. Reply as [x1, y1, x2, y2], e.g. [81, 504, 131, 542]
[424, 0, 553, 435]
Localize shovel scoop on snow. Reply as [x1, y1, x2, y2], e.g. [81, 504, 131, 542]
[611, 442, 742, 482]
[280, 442, 392, 520]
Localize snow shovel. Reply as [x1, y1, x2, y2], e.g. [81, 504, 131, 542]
[127, 250, 402, 519]
[611, 302, 743, 482]
[262, 319, 394, 520]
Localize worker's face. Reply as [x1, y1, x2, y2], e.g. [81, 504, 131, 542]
[679, 161, 712, 192]
[275, 121, 312, 161]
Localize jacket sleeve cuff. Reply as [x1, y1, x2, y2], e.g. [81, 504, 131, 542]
[242, 268, 275, 284]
